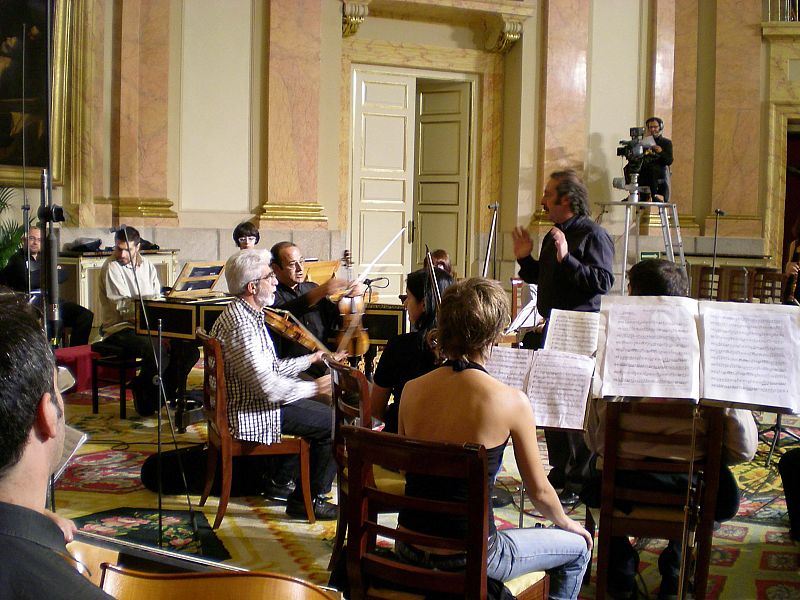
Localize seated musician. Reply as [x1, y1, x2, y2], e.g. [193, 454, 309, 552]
[582, 259, 757, 600]
[370, 268, 454, 433]
[98, 227, 200, 417]
[0, 226, 94, 346]
[426, 248, 455, 278]
[398, 278, 592, 599]
[233, 221, 260, 250]
[269, 241, 362, 376]
[0, 295, 111, 598]
[210, 249, 339, 520]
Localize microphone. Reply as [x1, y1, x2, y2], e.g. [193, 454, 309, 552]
[487, 202, 500, 210]
[363, 277, 388, 285]
[714, 209, 726, 216]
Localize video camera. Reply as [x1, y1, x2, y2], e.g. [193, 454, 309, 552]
[616, 126, 648, 163]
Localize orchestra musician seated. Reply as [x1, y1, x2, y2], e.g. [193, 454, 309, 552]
[269, 241, 363, 377]
[98, 227, 200, 417]
[581, 259, 757, 600]
[0, 295, 111, 598]
[370, 268, 454, 433]
[426, 248, 456, 278]
[210, 249, 342, 521]
[397, 277, 592, 599]
[232, 221, 260, 250]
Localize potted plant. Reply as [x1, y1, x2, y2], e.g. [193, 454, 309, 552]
[0, 187, 24, 270]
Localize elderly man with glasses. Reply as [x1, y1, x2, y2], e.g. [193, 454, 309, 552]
[210, 249, 339, 520]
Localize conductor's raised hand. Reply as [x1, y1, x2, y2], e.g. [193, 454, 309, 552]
[512, 227, 534, 260]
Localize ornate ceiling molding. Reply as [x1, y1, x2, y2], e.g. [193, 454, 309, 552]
[342, 1, 371, 37]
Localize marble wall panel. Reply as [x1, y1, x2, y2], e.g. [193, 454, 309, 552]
[266, 0, 322, 205]
[541, 0, 589, 175]
[670, 0, 697, 217]
[710, 0, 761, 217]
[653, 0, 675, 129]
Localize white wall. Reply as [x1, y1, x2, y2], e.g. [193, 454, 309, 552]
[586, 0, 648, 207]
[177, 0, 253, 221]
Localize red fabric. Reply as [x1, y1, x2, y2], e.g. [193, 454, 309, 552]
[55, 345, 100, 393]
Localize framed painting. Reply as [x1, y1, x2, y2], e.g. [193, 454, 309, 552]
[0, 0, 67, 187]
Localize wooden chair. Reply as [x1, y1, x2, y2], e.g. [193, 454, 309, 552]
[689, 265, 720, 300]
[196, 328, 315, 527]
[99, 564, 337, 599]
[326, 359, 405, 571]
[343, 426, 549, 600]
[585, 400, 725, 600]
[750, 268, 785, 303]
[66, 539, 120, 586]
[718, 266, 750, 302]
[510, 277, 526, 319]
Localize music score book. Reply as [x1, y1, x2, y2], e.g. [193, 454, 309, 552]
[598, 296, 800, 414]
[486, 347, 594, 430]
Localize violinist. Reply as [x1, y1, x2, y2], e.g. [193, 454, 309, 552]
[270, 242, 363, 377]
[370, 268, 454, 433]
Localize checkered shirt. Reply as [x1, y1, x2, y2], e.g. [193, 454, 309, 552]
[210, 297, 316, 444]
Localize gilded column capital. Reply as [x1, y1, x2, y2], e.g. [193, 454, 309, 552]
[485, 14, 524, 54]
[342, 0, 370, 37]
[259, 201, 328, 222]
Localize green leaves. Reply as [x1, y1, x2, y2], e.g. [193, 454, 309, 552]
[0, 188, 24, 271]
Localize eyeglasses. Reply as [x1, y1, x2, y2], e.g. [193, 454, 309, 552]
[252, 272, 277, 285]
[238, 236, 257, 244]
[284, 258, 305, 271]
[398, 294, 408, 303]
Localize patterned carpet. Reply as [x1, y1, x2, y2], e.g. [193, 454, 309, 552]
[57, 371, 799, 598]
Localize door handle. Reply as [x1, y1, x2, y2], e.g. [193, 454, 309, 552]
[407, 221, 415, 244]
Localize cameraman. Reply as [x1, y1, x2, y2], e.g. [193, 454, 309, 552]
[638, 117, 673, 202]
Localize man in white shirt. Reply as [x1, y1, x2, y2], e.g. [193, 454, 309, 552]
[98, 227, 199, 416]
[210, 249, 339, 520]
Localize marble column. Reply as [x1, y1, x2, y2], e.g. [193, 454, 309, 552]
[707, 0, 762, 236]
[668, 0, 700, 233]
[532, 0, 590, 227]
[258, 0, 327, 226]
[108, 0, 176, 224]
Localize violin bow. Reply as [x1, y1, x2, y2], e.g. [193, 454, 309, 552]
[425, 244, 442, 306]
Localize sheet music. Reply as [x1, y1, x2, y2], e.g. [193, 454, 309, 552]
[601, 296, 700, 400]
[507, 299, 540, 333]
[544, 309, 600, 357]
[528, 350, 594, 430]
[53, 426, 88, 481]
[486, 346, 535, 391]
[700, 302, 800, 413]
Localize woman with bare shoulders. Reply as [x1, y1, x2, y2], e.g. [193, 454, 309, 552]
[398, 278, 591, 600]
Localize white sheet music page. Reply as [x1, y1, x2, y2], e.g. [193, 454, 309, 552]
[544, 309, 600, 357]
[601, 296, 700, 400]
[528, 350, 594, 430]
[485, 346, 535, 391]
[699, 301, 800, 413]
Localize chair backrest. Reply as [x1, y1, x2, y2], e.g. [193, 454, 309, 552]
[718, 266, 750, 302]
[600, 399, 725, 522]
[327, 359, 372, 466]
[510, 277, 526, 319]
[689, 265, 720, 300]
[751, 268, 785, 304]
[343, 426, 489, 600]
[196, 328, 229, 441]
[99, 564, 337, 599]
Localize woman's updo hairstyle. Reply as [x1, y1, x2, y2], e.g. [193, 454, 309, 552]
[436, 278, 509, 362]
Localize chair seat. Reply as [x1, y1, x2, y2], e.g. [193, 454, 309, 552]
[342, 464, 406, 496]
[587, 503, 685, 523]
[368, 570, 547, 599]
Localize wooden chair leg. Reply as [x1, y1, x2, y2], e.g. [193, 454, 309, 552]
[200, 444, 219, 507]
[213, 448, 233, 529]
[594, 517, 611, 600]
[693, 523, 714, 600]
[298, 440, 316, 524]
[583, 509, 596, 586]
[119, 364, 127, 419]
[328, 486, 347, 570]
[91, 359, 100, 414]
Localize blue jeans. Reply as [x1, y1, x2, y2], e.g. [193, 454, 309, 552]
[486, 527, 590, 600]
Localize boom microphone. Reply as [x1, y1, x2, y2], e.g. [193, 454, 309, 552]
[713, 209, 726, 216]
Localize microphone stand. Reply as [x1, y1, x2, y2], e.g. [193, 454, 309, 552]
[122, 229, 199, 545]
[483, 203, 500, 278]
[711, 209, 724, 295]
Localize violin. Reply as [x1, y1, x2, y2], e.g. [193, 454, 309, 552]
[335, 250, 370, 357]
[263, 307, 328, 353]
